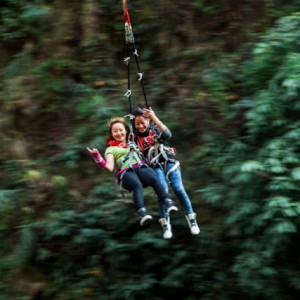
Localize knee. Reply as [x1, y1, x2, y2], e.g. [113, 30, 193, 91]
[131, 180, 143, 191]
[143, 173, 157, 186]
[171, 182, 184, 193]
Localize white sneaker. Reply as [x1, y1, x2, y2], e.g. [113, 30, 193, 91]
[185, 213, 200, 235]
[167, 205, 178, 215]
[164, 198, 178, 215]
[159, 218, 172, 239]
[140, 214, 153, 226]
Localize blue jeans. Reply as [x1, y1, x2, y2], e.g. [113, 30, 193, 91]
[155, 162, 194, 219]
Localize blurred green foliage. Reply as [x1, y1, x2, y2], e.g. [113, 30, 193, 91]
[1, 0, 300, 299]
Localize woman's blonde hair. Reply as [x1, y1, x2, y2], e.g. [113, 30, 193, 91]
[106, 117, 129, 145]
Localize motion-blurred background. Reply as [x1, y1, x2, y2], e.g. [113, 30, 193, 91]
[1, 1, 300, 299]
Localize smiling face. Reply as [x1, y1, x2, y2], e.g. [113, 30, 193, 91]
[111, 122, 127, 142]
[134, 115, 150, 133]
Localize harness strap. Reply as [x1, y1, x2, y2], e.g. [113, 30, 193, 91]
[148, 151, 162, 166]
[129, 150, 143, 167]
[147, 143, 160, 165]
[160, 144, 169, 161]
[147, 143, 172, 166]
[119, 148, 144, 169]
[119, 171, 128, 197]
[146, 139, 180, 182]
[165, 160, 180, 182]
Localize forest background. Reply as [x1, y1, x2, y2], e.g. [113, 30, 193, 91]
[1, 0, 300, 299]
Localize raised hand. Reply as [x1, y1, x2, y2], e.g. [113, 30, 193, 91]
[87, 147, 107, 168]
[143, 107, 156, 120]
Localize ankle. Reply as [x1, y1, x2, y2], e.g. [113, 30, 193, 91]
[185, 213, 200, 235]
[159, 218, 172, 239]
[138, 208, 153, 226]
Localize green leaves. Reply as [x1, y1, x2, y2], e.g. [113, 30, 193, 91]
[2, 1, 300, 300]
[194, 13, 300, 300]
[0, 1, 51, 41]
[281, 53, 300, 99]
[291, 167, 300, 180]
[241, 160, 265, 172]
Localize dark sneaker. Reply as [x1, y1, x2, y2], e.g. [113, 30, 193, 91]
[137, 208, 153, 226]
[140, 214, 153, 226]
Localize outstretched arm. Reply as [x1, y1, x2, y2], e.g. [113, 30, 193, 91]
[104, 153, 114, 172]
[87, 147, 114, 172]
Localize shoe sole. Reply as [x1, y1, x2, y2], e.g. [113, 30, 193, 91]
[167, 206, 178, 215]
[140, 215, 153, 226]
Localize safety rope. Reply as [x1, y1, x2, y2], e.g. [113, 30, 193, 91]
[122, 0, 149, 115]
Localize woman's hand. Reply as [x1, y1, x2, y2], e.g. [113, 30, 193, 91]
[143, 107, 166, 130]
[143, 107, 156, 121]
[87, 147, 107, 168]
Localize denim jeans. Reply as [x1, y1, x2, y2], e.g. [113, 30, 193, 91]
[121, 166, 172, 218]
[155, 162, 194, 219]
